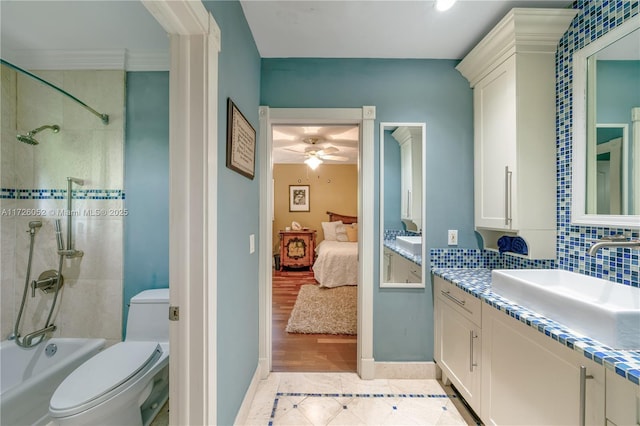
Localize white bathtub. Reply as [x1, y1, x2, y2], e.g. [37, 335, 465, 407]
[1, 337, 105, 426]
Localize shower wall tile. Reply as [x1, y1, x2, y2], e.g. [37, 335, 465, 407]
[3, 68, 125, 341]
[62, 70, 125, 131]
[16, 71, 63, 133]
[56, 278, 122, 342]
[1, 65, 17, 189]
[0, 200, 17, 338]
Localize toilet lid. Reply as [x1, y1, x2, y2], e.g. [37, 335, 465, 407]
[50, 341, 161, 414]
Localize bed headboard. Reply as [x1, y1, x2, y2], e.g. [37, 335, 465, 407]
[327, 211, 358, 225]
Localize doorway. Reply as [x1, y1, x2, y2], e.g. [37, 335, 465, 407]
[258, 106, 376, 379]
[271, 124, 360, 371]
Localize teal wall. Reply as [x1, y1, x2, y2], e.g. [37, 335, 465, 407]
[261, 58, 475, 361]
[123, 71, 170, 336]
[203, 2, 262, 425]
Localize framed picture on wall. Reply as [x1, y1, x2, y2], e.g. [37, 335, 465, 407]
[289, 185, 310, 212]
[226, 98, 256, 180]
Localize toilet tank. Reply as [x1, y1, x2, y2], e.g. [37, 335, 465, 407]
[125, 288, 169, 342]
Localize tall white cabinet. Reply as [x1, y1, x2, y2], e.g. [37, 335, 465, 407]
[456, 8, 577, 259]
[392, 126, 422, 231]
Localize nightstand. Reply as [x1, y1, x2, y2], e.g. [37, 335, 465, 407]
[279, 230, 316, 270]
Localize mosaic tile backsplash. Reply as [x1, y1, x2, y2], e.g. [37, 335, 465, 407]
[433, 1, 639, 288]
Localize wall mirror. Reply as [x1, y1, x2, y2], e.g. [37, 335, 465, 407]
[380, 122, 426, 288]
[572, 17, 640, 228]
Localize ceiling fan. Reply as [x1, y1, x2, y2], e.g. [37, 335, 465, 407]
[285, 137, 349, 169]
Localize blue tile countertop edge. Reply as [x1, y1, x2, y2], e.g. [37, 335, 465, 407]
[383, 240, 422, 266]
[431, 268, 640, 388]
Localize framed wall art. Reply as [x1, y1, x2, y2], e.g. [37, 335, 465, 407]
[226, 98, 256, 180]
[289, 185, 310, 212]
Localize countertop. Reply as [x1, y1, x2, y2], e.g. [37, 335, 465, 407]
[383, 240, 421, 266]
[432, 268, 640, 388]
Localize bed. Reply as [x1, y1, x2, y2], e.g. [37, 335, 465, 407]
[313, 211, 359, 288]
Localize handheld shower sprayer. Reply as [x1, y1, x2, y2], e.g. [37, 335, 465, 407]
[55, 219, 64, 251]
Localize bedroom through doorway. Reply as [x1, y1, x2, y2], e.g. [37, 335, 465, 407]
[271, 124, 360, 372]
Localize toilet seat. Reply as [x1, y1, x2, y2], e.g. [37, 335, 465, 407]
[50, 341, 162, 418]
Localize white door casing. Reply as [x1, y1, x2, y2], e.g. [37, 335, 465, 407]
[141, 1, 220, 424]
[259, 106, 376, 379]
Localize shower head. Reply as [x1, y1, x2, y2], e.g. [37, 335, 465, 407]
[16, 124, 60, 145]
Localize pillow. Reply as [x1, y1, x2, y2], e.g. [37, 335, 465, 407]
[346, 224, 358, 242]
[321, 220, 343, 241]
[335, 224, 349, 242]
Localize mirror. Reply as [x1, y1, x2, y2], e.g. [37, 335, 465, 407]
[573, 18, 640, 228]
[380, 122, 426, 288]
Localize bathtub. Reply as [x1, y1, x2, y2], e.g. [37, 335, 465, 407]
[1, 337, 105, 426]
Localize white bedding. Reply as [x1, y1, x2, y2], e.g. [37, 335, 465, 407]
[313, 240, 358, 288]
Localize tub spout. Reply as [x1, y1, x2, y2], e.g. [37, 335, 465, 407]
[23, 324, 56, 346]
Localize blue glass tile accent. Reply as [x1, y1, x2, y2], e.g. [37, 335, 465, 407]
[5, 187, 124, 200]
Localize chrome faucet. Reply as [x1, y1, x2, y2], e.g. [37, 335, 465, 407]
[587, 234, 640, 256]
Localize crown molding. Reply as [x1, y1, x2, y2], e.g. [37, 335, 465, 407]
[2, 49, 169, 71]
[456, 8, 577, 87]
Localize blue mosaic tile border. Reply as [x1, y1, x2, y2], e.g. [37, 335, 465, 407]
[269, 392, 463, 426]
[556, 1, 640, 287]
[432, 268, 640, 387]
[430, 248, 556, 270]
[383, 229, 420, 241]
[3, 188, 125, 200]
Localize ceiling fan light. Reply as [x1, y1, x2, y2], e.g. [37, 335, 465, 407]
[435, 0, 456, 12]
[304, 156, 323, 170]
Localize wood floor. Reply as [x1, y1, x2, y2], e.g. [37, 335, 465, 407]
[272, 268, 357, 372]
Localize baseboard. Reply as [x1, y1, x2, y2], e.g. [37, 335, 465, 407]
[233, 363, 263, 425]
[374, 361, 439, 379]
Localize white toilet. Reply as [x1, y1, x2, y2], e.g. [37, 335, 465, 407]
[49, 288, 170, 426]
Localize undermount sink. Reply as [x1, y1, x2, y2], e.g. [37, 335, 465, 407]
[395, 236, 422, 256]
[491, 269, 640, 350]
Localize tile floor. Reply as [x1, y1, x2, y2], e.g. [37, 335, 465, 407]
[243, 372, 480, 425]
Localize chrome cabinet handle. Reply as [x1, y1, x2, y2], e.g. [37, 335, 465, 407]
[579, 366, 594, 426]
[469, 330, 478, 372]
[504, 166, 513, 226]
[441, 289, 465, 306]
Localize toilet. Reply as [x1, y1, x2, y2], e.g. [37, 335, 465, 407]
[49, 288, 170, 426]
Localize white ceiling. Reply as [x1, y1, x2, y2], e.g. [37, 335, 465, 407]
[1, 0, 574, 164]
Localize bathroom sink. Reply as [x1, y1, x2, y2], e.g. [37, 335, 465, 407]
[395, 236, 422, 255]
[491, 269, 640, 350]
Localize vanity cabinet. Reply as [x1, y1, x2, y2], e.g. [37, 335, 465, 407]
[605, 369, 639, 426]
[434, 277, 482, 412]
[480, 301, 605, 425]
[391, 126, 422, 231]
[456, 8, 576, 259]
[384, 247, 420, 284]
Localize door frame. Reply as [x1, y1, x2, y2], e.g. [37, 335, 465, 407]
[141, 1, 220, 424]
[258, 106, 376, 379]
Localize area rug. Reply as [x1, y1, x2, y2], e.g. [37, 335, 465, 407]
[286, 284, 357, 335]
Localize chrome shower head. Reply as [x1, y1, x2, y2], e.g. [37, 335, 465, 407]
[16, 124, 60, 145]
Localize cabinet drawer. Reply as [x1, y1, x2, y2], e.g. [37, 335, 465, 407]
[435, 277, 481, 326]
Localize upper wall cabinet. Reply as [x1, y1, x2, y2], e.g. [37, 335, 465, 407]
[457, 8, 577, 260]
[392, 126, 423, 232]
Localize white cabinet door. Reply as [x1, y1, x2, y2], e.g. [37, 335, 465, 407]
[481, 304, 605, 425]
[606, 369, 640, 426]
[400, 141, 412, 220]
[474, 56, 517, 230]
[436, 298, 481, 410]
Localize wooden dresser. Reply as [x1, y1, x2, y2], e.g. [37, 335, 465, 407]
[279, 230, 316, 270]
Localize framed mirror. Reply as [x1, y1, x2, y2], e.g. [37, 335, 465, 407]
[572, 17, 640, 228]
[380, 122, 426, 288]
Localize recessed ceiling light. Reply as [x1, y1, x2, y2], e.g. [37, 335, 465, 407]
[435, 0, 457, 12]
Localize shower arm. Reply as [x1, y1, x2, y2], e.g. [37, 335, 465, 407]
[1, 58, 109, 125]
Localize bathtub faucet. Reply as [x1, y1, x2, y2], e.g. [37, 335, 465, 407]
[587, 234, 640, 256]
